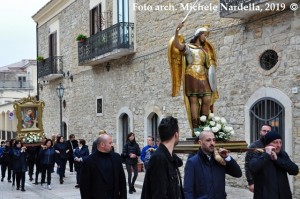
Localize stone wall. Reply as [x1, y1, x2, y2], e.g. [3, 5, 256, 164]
[37, 0, 300, 196]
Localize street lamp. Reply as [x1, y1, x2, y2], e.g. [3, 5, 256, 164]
[56, 83, 65, 135]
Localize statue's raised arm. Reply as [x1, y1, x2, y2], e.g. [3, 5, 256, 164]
[168, 24, 218, 136]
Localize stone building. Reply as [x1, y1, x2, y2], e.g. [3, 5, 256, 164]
[32, 0, 300, 195]
[0, 59, 37, 140]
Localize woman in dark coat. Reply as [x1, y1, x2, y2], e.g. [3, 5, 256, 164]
[54, 136, 69, 184]
[12, 140, 27, 191]
[73, 139, 89, 188]
[39, 139, 56, 190]
[8, 139, 15, 185]
[122, 132, 141, 194]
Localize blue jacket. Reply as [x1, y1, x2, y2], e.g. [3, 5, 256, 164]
[39, 147, 56, 165]
[13, 148, 27, 172]
[73, 145, 89, 168]
[184, 149, 242, 199]
[141, 145, 157, 162]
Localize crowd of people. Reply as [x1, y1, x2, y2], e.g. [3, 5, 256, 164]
[0, 134, 89, 191]
[0, 116, 298, 199]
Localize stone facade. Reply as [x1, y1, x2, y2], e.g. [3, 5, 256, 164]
[33, 0, 300, 196]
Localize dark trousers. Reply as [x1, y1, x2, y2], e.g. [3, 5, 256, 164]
[27, 160, 35, 177]
[68, 157, 74, 172]
[1, 162, 9, 179]
[57, 159, 67, 179]
[15, 171, 25, 189]
[41, 164, 52, 185]
[76, 167, 81, 185]
[125, 164, 138, 187]
[7, 165, 13, 181]
[35, 163, 42, 183]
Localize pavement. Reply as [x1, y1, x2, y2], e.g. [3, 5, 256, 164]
[0, 167, 253, 199]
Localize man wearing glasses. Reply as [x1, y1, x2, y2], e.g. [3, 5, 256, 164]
[244, 124, 272, 193]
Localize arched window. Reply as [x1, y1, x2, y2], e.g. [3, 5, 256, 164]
[151, 113, 159, 140]
[250, 97, 284, 147]
[122, 114, 129, 145]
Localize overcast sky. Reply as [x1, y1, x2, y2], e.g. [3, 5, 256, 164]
[0, 0, 50, 67]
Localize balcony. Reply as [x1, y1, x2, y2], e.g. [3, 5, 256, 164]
[220, 0, 295, 19]
[0, 81, 33, 89]
[78, 22, 135, 66]
[37, 56, 63, 81]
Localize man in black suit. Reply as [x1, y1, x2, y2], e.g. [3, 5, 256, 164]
[80, 134, 127, 199]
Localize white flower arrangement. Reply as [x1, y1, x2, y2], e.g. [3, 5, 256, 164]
[22, 133, 42, 143]
[197, 113, 235, 141]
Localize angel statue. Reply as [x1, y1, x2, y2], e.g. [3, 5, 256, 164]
[168, 23, 218, 136]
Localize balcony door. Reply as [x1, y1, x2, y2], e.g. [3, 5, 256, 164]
[49, 32, 57, 73]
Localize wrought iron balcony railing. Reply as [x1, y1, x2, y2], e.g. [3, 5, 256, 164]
[78, 22, 135, 66]
[0, 81, 33, 89]
[37, 56, 63, 80]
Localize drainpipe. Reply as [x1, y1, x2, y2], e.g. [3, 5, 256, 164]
[36, 22, 39, 101]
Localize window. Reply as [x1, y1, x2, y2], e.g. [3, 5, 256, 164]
[18, 76, 26, 88]
[1, 131, 5, 141]
[96, 97, 103, 116]
[260, 50, 278, 71]
[49, 32, 58, 73]
[151, 113, 159, 139]
[90, 4, 102, 35]
[118, 0, 129, 23]
[250, 97, 284, 147]
[122, 114, 129, 145]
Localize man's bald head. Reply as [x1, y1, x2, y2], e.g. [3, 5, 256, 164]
[97, 134, 113, 153]
[199, 130, 215, 155]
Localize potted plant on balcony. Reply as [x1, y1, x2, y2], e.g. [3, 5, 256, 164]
[37, 56, 45, 62]
[76, 34, 87, 42]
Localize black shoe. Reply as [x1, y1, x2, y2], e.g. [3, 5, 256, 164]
[60, 179, 64, 184]
[1, 178, 3, 182]
[33, 182, 39, 185]
[129, 189, 133, 194]
[75, 184, 80, 188]
[12, 183, 15, 186]
[29, 177, 33, 181]
[16, 187, 20, 190]
[8, 180, 12, 183]
[132, 186, 136, 192]
[21, 188, 25, 192]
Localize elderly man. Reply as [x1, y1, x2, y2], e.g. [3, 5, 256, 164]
[249, 131, 299, 199]
[80, 134, 126, 199]
[245, 124, 272, 192]
[184, 130, 242, 199]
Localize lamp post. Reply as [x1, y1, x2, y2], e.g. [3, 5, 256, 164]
[56, 83, 65, 135]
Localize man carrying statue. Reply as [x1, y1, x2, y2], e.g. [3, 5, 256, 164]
[168, 22, 218, 136]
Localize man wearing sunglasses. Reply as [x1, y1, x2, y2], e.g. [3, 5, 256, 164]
[244, 124, 272, 193]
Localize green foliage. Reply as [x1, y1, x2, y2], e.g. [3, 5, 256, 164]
[76, 34, 88, 41]
[37, 56, 44, 62]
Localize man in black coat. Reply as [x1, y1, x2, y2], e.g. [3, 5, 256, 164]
[66, 134, 78, 173]
[80, 134, 127, 199]
[249, 131, 299, 199]
[244, 124, 272, 192]
[141, 116, 184, 199]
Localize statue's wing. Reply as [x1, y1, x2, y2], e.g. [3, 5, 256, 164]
[167, 34, 185, 97]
